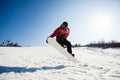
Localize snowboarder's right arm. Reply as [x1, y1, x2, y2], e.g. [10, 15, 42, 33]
[50, 27, 61, 38]
[46, 27, 60, 43]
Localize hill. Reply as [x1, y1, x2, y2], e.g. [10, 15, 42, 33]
[0, 47, 120, 80]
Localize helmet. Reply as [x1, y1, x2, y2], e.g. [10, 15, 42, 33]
[62, 21, 68, 27]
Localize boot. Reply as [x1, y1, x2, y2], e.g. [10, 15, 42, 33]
[71, 53, 75, 57]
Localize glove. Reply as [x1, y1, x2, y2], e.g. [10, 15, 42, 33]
[46, 36, 50, 43]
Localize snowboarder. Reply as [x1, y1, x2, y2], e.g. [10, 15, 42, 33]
[46, 21, 74, 57]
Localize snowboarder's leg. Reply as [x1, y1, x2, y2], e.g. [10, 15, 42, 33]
[65, 40, 72, 53]
[63, 40, 75, 57]
[56, 35, 64, 47]
[56, 35, 74, 57]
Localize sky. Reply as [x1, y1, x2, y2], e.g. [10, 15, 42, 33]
[0, 0, 120, 46]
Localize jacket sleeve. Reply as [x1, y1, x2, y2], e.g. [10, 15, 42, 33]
[50, 27, 60, 37]
[64, 28, 70, 39]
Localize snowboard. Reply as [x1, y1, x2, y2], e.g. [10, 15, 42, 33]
[47, 37, 79, 64]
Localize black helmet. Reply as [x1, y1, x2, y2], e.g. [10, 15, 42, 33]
[62, 21, 68, 27]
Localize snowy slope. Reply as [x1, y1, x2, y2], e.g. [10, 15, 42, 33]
[0, 47, 120, 80]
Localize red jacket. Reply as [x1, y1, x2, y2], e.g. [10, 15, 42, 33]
[50, 25, 70, 39]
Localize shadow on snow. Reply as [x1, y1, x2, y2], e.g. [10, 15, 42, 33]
[0, 65, 66, 74]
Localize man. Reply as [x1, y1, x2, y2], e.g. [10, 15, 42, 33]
[47, 21, 74, 57]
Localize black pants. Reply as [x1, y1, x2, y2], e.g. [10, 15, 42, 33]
[56, 35, 72, 54]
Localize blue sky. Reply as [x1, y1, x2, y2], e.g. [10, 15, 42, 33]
[0, 0, 120, 46]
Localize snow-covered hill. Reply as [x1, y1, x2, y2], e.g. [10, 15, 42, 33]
[0, 47, 120, 80]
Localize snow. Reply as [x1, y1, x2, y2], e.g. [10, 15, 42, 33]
[0, 47, 120, 80]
